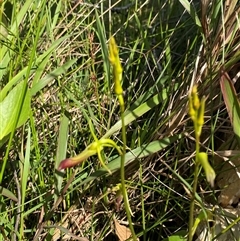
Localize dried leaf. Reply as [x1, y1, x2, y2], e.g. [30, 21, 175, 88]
[216, 156, 240, 207]
[114, 219, 135, 241]
[196, 206, 240, 240]
[0, 186, 18, 202]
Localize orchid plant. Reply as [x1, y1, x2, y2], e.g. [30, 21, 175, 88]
[188, 85, 216, 241]
[58, 36, 137, 241]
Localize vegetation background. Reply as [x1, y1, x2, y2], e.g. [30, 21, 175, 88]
[1, 0, 240, 240]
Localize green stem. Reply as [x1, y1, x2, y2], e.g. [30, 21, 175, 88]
[188, 133, 200, 241]
[119, 95, 137, 241]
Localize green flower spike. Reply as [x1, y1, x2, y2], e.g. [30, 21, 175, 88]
[188, 85, 215, 241]
[108, 36, 136, 240]
[189, 85, 205, 137]
[109, 36, 123, 99]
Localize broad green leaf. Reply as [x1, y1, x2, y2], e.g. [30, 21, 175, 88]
[162, 234, 187, 241]
[55, 114, 69, 200]
[0, 186, 18, 202]
[0, 67, 28, 102]
[220, 70, 240, 140]
[162, 230, 187, 241]
[0, 36, 69, 102]
[0, 81, 30, 140]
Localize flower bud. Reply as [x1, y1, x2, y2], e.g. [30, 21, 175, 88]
[197, 152, 216, 187]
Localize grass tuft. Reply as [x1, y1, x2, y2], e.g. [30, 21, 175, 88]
[1, 0, 240, 240]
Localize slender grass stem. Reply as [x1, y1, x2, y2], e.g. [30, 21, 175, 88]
[119, 94, 137, 241]
[188, 132, 200, 241]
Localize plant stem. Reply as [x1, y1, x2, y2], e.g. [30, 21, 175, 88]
[119, 95, 137, 241]
[188, 133, 200, 241]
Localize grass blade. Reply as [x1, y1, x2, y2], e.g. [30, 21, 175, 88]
[220, 69, 240, 140]
[103, 85, 176, 138]
[20, 126, 31, 238]
[30, 58, 77, 96]
[55, 113, 69, 199]
[178, 0, 201, 27]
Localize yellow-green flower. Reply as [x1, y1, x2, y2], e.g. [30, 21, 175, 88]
[58, 138, 122, 174]
[197, 152, 216, 187]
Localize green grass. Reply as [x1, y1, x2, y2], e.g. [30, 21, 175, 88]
[1, 0, 240, 240]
